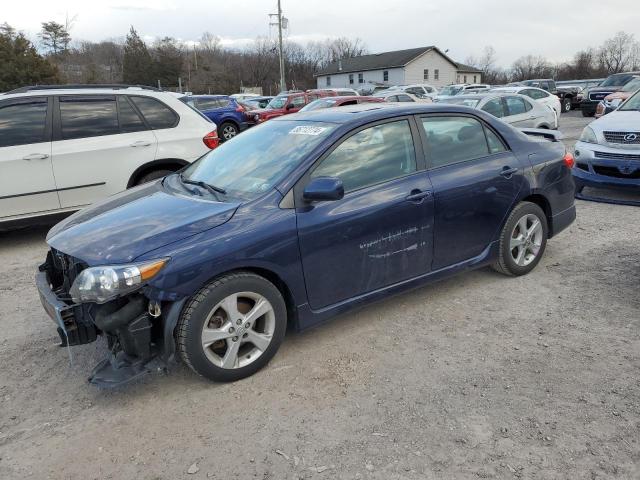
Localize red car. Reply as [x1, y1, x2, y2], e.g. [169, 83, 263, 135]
[300, 95, 385, 112]
[249, 90, 337, 123]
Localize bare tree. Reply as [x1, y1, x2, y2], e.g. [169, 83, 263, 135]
[598, 31, 640, 73]
[511, 55, 553, 81]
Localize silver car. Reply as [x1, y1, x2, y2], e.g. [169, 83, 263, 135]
[438, 93, 558, 129]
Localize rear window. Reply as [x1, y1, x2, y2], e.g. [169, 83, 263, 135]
[0, 98, 48, 147]
[59, 96, 119, 140]
[130, 96, 178, 129]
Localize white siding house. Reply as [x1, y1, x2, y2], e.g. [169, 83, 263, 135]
[314, 46, 483, 91]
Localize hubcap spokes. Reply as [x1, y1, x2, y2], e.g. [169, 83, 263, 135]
[201, 292, 275, 369]
[510, 214, 543, 267]
[223, 127, 236, 139]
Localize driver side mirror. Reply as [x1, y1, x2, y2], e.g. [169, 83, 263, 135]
[303, 177, 344, 202]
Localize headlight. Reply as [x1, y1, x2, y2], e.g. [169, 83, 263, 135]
[579, 126, 598, 144]
[70, 258, 169, 304]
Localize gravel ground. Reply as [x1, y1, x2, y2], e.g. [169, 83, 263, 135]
[1, 111, 639, 479]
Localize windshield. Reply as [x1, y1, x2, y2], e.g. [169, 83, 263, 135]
[439, 86, 462, 96]
[601, 74, 633, 87]
[621, 79, 640, 92]
[266, 96, 288, 109]
[300, 99, 337, 112]
[181, 120, 336, 200]
[441, 97, 480, 108]
[619, 90, 640, 111]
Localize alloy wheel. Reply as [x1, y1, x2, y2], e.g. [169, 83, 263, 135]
[201, 292, 275, 369]
[509, 214, 543, 267]
[222, 125, 237, 140]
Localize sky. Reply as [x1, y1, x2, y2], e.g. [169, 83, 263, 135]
[3, 0, 639, 67]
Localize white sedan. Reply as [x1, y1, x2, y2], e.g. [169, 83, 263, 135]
[492, 86, 562, 118]
[372, 91, 432, 103]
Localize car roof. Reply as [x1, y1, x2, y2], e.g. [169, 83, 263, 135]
[1, 87, 177, 100]
[273, 102, 489, 124]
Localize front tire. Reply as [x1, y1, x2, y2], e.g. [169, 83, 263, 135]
[177, 272, 287, 382]
[581, 109, 594, 117]
[136, 169, 173, 185]
[492, 202, 548, 276]
[562, 97, 572, 113]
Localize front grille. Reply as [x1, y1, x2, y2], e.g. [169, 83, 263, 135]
[603, 131, 640, 145]
[589, 92, 608, 101]
[594, 151, 640, 161]
[593, 165, 640, 179]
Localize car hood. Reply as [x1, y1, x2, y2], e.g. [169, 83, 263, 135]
[605, 91, 632, 101]
[47, 181, 240, 265]
[591, 110, 640, 132]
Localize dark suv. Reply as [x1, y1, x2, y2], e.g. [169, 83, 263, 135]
[519, 79, 576, 113]
[181, 95, 250, 141]
[580, 72, 640, 117]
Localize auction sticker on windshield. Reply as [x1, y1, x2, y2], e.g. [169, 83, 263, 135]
[289, 126, 329, 135]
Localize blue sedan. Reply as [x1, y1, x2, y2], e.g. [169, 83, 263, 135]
[37, 104, 576, 387]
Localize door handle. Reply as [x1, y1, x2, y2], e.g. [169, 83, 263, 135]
[405, 189, 432, 203]
[500, 167, 518, 178]
[22, 153, 49, 161]
[130, 141, 152, 147]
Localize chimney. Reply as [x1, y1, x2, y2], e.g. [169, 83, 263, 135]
[338, 59, 343, 72]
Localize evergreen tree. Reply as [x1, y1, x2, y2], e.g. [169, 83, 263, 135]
[0, 23, 60, 91]
[39, 21, 71, 56]
[154, 37, 183, 87]
[123, 26, 155, 85]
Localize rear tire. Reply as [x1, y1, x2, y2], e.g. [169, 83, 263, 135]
[219, 122, 239, 142]
[562, 97, 572, 113]
[136, 169, 173, 185]
[492, 202, 548, 277]
[581, 109, 594, 117]
[177, 272, 287, 382]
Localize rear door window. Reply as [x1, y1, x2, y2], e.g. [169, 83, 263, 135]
[129, 96, 179, 129]
[421, 116, 493, 168]
[504, 96, 527, 116]
[117, 96, 147, 133]
[481, 98, 505, 118]
[0, 98, 48, 147]
[196, 98, 222, 110]
[59, 96, 119, 140]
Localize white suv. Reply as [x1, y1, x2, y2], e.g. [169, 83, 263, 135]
[0, 85, 218, 227]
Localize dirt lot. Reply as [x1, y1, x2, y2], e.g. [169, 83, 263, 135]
[1, 111, 639, 479]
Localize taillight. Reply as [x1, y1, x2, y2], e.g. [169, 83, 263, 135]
[563, 152, 575, 169]
[203, 130, 219, 149]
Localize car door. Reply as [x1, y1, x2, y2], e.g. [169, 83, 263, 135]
[0, 96, 59, 219]
[51, 94, 158, 208]
[295, 118, 434, 310]
[286, 95, 307, 114]
[480, 97, 507, 120]
[503, 96, 534, 127]
[418, 114, 524, 270]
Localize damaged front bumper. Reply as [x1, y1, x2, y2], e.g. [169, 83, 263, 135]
[36, 250, 184, 388]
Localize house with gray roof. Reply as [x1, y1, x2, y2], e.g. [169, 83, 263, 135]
[314, 46, 483, 90]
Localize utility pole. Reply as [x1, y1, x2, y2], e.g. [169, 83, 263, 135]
[270, 0, 286, 93]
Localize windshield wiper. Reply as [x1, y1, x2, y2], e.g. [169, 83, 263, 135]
[179, 173, 227, 197]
